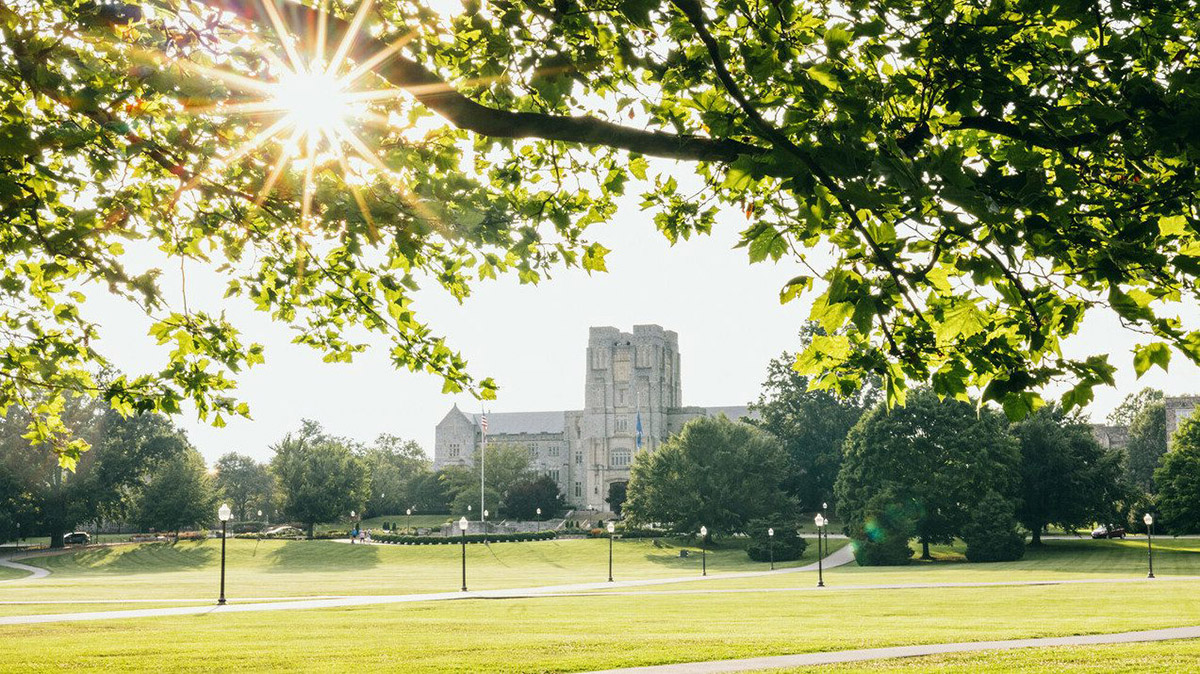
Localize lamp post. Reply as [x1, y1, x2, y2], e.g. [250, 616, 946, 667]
[699, 525, 708, 576]
[814, 514, 826, 587]
[536, 507, 542, 533]
[350, 510, 358, 543]
[406, 508, 412, 532]
[1144, 513, 1155, 579]
[217, 503, 232, 605]
[483, 509, 489, 543]
[607, 521, 615, 582]
[768, 527, 775, 571]
[459, 516, 469, 591]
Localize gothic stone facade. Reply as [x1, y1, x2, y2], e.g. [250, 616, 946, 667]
[1166, 396, 1200, 444]
[433, 325, 754, 510]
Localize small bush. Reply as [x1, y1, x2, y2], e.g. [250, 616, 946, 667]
[744, 520, 807, 562]
[850, 491, 916, 566]
[962, 491, 1026, 563]
[371, 530, 557, 545]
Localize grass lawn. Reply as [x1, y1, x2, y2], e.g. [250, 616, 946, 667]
[783, 639, 1200, 673]
[2, 537, 1198, 672]
[1, 578, 1197, 672]
[0, 535, 826, 610]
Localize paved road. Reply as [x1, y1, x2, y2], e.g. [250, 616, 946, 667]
[583, 626, 1200, 673]
[0, 558, 50, 583]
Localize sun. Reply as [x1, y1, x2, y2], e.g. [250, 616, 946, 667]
[270, 67, 355, 136]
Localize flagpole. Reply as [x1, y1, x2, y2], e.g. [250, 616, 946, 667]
[480, 407, 486, 522]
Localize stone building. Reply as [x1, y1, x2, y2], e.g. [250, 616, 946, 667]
[434, 325, 755, 510]
[1165, 396, 1200, 445]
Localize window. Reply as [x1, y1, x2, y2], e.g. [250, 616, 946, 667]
[612, 450, 631, 467]
[616, 417, 628, 432]
[575, 452, 583, 465]
[528, 444, 538, 460]
[449, 443, 461, 458]
[548, 469, 560, 482]
[548, 445, 560, 457]
[574, 482, 582, 497]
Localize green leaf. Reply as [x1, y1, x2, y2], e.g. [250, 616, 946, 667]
[1133, 342, 1171, 377]
[1158, 215, 1188, 237]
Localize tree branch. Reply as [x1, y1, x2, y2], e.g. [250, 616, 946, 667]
[186, 0, 763, 163]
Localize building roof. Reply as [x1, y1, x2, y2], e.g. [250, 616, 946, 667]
[703, 405, 758, 421]
[471, 411, 567, 435]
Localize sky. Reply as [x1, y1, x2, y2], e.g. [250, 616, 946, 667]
[89, 180, 1200, 465]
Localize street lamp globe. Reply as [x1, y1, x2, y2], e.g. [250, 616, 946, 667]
[768, 527, 774, 537]
[483, 509, 489, 519]
[406, 508, 412, 516]
[350, 510, 356, 519]
[700, 525, 708, 537]
[607, 522, 615, 534]
[257, 510, 262, 518]
[1144, 513, 1154, 526]
[814, 514, 825, 527]
[459, 516, 469, 532]
[536, 507, 542, 516]
[218, 503, 232, 522]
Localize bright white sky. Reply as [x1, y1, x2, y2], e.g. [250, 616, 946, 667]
[90, 180, 1200, 465]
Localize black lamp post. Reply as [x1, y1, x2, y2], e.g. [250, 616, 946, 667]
[459, 516, 469, 591]
[217, 503, 231, 605]
[1144, 513, 1156, 579]
[406, 507, 412, 532]
[536, 507, 542, 533]
[700, 525, 708, 576]
[607, 521, 615, 582]
[814, 513, 826, 587]
[768, 527, 775, 571]
[483, 509, 489, 544]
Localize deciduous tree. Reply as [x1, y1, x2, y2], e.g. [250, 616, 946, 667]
[8, 1, 1200, 466]
[135, 448, 218, 540]
[625, 415, 795, 537]
[1154, 412, 1200, 535]
[270, 421, 369, 538]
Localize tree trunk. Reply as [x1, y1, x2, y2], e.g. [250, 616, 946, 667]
[307, 522, 315, 540]
[921, 539, 931, 560]
[47, 522, 66, 549]
[1030, 526, 1043, 547]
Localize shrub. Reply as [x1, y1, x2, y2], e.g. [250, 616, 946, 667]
[962, 491, 1026, 563]
[371, 530, 557, 545]
[850, 491, 915, 566]
[744, 520, 807, 562]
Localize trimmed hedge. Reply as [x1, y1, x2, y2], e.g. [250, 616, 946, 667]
[372, 530, 557, 545]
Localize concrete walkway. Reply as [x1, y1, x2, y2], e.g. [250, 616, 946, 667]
[0, 545, 856, 625]
[583, 626, 1200, 673]
[0, 558, 50, 583]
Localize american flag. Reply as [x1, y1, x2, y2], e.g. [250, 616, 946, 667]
[480, 415, 488, 433]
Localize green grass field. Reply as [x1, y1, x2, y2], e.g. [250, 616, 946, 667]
[2, 537, 1197, 672]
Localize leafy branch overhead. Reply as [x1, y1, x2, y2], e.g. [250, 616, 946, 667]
[4, 0, 1200, 465]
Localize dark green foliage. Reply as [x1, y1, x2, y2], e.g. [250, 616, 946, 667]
[751, 325, 878, 511]
[744, 520, 807, 563]
[1125, 401, 1168, 493]
[213, 452, 273, 522]
[1011, 406, 1129, 545]
[444, 443, 535, 516]
[408, 470, 454, 514]
[624, 415, 796, 536]
[1154, 412, 1200, 535]
[963, 492, 1026, 563]
[270, 420, 369, 539]
[135, 448, 218, 538]
[372, 530, 556, 545]
[849, 490, 916, 566]
[503, 474, 565, 520]
[361, 434, 431, 517]
[836, 389, 1019, 560]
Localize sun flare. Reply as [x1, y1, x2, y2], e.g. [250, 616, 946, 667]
[271, 67, 355, 136]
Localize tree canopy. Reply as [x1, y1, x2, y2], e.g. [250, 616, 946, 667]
[624, 415, 795, 536]
[134, 446, 218, 538]
[6, 1, 1200, 465]
[269, 420, 369, 537]
[1010, 406, 1127, 544]
[1154, 411, 1200, 534]
[836, 388, 1019, 560]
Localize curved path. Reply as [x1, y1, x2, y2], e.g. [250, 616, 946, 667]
[583, 626, 1200, 673]
[0, 544, 856, 625]
[0, 557, 50, 583]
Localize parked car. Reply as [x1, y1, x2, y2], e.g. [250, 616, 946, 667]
[1091, 524, 1126, 539]
[63, 531, 91, 545]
